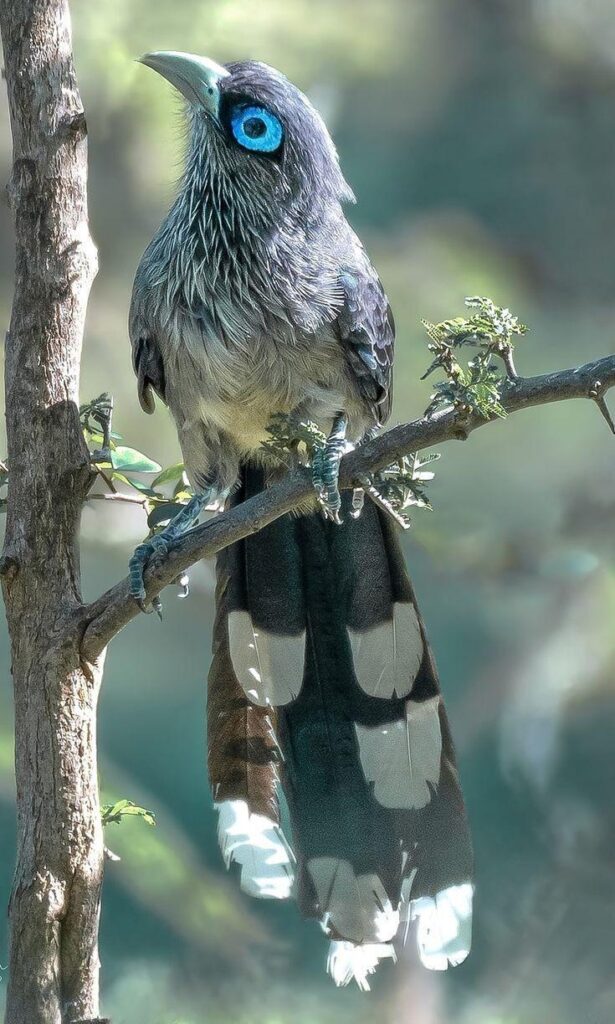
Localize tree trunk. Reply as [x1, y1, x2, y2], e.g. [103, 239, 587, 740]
[0, 2, 103, 1022]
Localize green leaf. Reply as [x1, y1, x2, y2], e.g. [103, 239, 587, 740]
[84, 429, 123, 446]
[147, 501, 187, 529]
[110, 446, 161, 474]
[110, 472, 160, 498]
[262, 413, 327, 464]
[366, 450, 439, 526]
[152, 462, 186, 488]
[102, 799, 156, 828]
[172, 489, 193, 504]
[173, 474, 192, 498]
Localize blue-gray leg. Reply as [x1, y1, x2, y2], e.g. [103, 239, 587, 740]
[312, 413, 348, 525]
[129, 489, 214, 614]
[350, 426, 379, 519]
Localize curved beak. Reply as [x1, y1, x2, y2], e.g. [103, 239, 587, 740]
[138, 51, 230, 121]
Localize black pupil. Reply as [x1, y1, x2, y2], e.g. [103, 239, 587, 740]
[244, 116, 267, 139]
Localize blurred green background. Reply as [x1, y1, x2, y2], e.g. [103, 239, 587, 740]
[2, 0, 615, 1021]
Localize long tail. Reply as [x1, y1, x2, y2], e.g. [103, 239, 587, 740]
[208, 465, 473, 987]
[207, 548, 294, 900]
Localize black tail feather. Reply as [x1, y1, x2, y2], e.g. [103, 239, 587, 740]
[208, 463, 473, 959]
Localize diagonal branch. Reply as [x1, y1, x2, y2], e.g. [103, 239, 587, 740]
[80, 353, 615, 661]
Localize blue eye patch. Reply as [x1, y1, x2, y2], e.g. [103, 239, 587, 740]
[230, 104, 284, 154]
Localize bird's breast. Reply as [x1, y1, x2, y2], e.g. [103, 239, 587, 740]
[163, 315, 365, 455]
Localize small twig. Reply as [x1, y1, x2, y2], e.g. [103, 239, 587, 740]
[595, 397, 615, 434]
[86, 492, 147, 506]
[588, 379, 615, 434]
[500, 345, 518, 379]
[96, 467, 118, 493]
[357, 474, 411, 530]
[69, 1019, 112, 1024]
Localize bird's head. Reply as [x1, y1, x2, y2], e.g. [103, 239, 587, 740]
[139, 51, 354, 218]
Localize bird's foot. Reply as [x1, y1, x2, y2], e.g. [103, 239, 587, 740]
[312, 413, 349, 524]
[129, 490, 213, 614]
[129, 532, 171, 618]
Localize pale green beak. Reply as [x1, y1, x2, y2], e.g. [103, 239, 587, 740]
[139, 51, 230, 120]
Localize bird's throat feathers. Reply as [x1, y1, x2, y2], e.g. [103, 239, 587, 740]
[146, 112, 349, 340]
[161, 129, 277, 287]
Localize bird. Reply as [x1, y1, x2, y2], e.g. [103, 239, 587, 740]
[129, 50, 474, 990]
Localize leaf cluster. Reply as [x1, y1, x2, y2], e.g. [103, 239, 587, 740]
[81, 394, 194, 532]
[421, 296, 528, 420]
[262, 413, 327, 466]
[101, 798, 156, 828]
[425, 353, 509, 420]
[370, 451, 440, 526]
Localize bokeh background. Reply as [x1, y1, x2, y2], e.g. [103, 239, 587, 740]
[2, 1, 615, 1021]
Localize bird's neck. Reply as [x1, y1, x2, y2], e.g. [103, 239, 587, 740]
[156, 143, 281, 297]
[147, 139, 342, 340]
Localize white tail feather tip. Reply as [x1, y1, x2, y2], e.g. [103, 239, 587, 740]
[215, 799, 295, 900]
[327, 940, 397, 992]
[410, 882, 473, 970]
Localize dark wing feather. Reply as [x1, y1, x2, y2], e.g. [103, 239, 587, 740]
[336, 259, 395, 425]
[132, 334, 167, 415]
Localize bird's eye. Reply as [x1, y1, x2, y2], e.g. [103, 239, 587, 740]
[230, 104, 284, 154]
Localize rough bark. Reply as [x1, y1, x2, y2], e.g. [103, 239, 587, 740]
[0, 2, 102, 1022]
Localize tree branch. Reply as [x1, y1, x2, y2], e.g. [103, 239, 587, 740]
[80, 353, 615, 661]
[86, 492, 147, 507]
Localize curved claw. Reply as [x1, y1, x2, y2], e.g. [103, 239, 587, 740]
[136, 592, 163, 619]
[128, 490, 214, 614]
[322, 505, 343, 525]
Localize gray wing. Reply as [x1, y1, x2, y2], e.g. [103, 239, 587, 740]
[336, 259, 395, 426]
[131, 333, 166, 414]
[129, 274, 167, 414]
